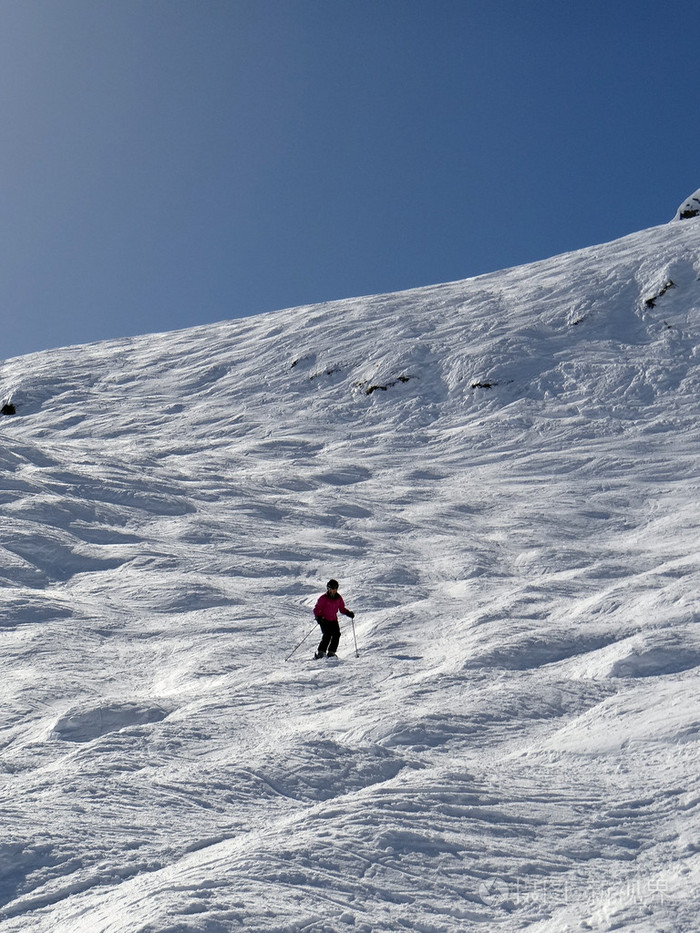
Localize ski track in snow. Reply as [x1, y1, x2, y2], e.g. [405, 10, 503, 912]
[0, 217, 698, 931]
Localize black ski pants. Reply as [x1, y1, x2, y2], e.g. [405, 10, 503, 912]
[317, 618, 341, 655]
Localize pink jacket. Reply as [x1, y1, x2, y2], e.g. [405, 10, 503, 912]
[314, 592, 347, 622]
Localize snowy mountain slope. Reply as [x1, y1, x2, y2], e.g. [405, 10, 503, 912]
[0, 215, 698, 932]
[674, 187, 700, 220]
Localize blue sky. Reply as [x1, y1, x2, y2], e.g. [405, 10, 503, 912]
[1, 0, 698, 360]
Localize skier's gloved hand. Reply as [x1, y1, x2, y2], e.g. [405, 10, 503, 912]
[345, 610, 355, 619]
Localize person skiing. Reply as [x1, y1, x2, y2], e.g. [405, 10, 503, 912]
[313, 579, 354, 659]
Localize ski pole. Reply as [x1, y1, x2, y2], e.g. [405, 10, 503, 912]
[351, 615, 359, 657]
[285, 622, 316, 662]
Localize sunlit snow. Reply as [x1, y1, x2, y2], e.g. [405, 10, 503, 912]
[0, 208, 699, 932]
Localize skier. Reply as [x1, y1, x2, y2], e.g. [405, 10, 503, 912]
[313, 579, 354, 659]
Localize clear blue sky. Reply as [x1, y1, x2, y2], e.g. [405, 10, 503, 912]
[1, 0, 698, 360]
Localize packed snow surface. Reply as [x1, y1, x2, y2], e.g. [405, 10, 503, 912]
[0, 215, 699, 932]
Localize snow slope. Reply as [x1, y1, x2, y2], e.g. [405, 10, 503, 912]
[0, 213, 699, 932]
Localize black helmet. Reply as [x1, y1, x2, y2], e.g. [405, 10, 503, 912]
[326, 579, 339, 590]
